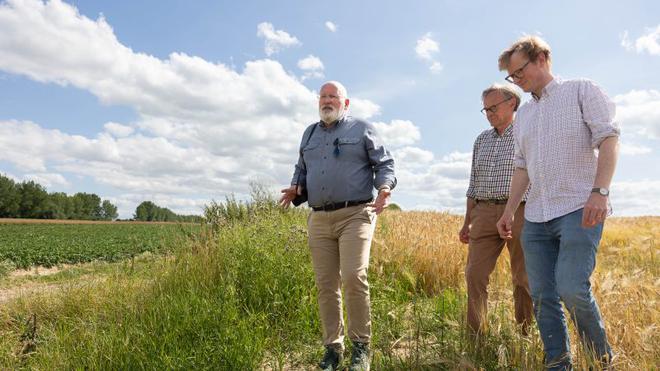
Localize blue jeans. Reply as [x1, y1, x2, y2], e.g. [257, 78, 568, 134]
[521, 208, 611, 370]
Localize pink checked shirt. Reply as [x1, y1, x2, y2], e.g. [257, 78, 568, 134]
[513, 78, 620, 223]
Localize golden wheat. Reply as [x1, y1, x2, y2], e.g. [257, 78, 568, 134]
[374, 211, 659, 370]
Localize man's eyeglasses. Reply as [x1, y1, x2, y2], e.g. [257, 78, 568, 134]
[319, 94, 340, 100]
[480, 97, 513, 115]
[505, 60, 531, 83]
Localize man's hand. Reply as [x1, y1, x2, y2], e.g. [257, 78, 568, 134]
[582, 193, 608, 228]
[459, 222, 470, 244]
[279, 185, 301, 208]
[370, 187, 391, 214]
[496, 210, 515, 240]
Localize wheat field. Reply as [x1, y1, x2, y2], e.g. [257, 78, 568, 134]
[373, 211, 659, 370]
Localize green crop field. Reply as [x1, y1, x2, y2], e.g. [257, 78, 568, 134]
[0, 222, 198, 269]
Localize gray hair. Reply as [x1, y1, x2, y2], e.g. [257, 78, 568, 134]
[321, 80, 348, 99]
[481, 83, 521, 111]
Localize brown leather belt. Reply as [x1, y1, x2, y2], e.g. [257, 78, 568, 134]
[311, 199, 372, 212]
[475, 198, 508, 205]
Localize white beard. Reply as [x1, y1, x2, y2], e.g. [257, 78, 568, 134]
[319, 105, 346, 124]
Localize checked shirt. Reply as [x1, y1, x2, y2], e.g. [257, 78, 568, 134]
[467, 124, 525, 201]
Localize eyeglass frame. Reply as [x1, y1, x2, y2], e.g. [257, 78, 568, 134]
[480, 96, 513, 115]
[504, 60, 531, 83]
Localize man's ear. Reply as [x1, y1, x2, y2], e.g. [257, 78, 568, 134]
[344, 98, 350, 108]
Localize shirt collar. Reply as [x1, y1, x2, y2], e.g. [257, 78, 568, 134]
[319, 115, 346, 130]
[531, 77, 560, 101]
[491, 123, 514, 137]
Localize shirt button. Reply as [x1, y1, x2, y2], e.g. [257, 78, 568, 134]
[321, 171, 324, 174]
[323, 156, 327, 159]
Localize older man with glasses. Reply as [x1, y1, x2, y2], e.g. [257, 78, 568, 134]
[460, 83, 533, 336]
[280, 81, 396, 371]
[496, 36, 619, 370]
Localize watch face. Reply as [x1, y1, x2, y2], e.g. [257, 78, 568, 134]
[599, 188, 608, 196]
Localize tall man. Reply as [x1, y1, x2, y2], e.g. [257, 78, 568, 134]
[460, 84, 533, 335]
[496, 36, 619, 370]
[280, 81, 396, 371]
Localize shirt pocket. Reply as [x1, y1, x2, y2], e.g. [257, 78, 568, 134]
[302, 139, 322, 163]
[303, 138, 322, 151]
[336, 137, 364, 162]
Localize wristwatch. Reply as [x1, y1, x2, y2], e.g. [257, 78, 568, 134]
[591, 187, 609, 196]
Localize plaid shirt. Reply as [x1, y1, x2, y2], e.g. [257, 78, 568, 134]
[467, 124, 524, 201]
[514, 78, 620, 222]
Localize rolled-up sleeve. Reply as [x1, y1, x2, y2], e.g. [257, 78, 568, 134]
[365, 124, 397, 190]
[513, 120, 527, 169]
[579, 79, 620, 148]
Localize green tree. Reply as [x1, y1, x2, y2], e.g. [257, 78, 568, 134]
[17, 181, 50, 218]
[134, 201, 158, 221]
[100, 200, 118, 221]
[71, 193, 102, 220]
[0, 174, 19, 217]
[48, 192, 70, 219]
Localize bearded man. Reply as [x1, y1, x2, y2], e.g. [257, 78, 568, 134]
[280, 81, 396, 371]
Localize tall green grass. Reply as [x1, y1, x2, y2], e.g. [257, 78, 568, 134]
[2, 193, 654, 369]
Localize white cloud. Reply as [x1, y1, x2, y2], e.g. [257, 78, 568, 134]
[415, 33, 443, 74]
[619, 142, 652, 156]
[23, 172, 70, 188]
[0, 0, 384, 217]
[0, 0, 655, 218]
[393, 150, 472, 212]
[297, 55, 324, 80]
[429, 61, 443, 74]
[613, 89, 660, 139]
[349, 97, 381, 119]
[621, 25, 660, 55]
[256, 22, 301, 56]
[393, 146, 434, 166]
[298, 55, 324, 71]
[325, 21, 337, 32]
[104, 122, 134, 137]
[610, 180, 660, 216]
[415, 33, 439, 60]
[373, 120, 421, 147]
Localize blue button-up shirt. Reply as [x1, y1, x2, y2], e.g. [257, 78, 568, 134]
[291, 116, 396, 207]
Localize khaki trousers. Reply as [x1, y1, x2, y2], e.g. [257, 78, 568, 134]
[466, 202, 533, 334]
[307, 204, 377, 347]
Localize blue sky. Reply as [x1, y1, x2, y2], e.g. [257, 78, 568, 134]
[0, 0, 659, 218]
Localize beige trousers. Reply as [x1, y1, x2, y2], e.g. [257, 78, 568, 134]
[307, 204, 377, 348]
[465, 202, 533, 334]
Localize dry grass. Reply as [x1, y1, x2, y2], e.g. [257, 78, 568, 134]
[374, 211, 659, 370]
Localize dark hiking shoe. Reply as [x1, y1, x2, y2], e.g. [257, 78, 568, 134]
[319, 345, 343, 371]
[349, 341, 370, 371]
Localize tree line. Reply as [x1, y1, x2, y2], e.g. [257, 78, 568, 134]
[0, 174, 118, 220]
[133, 201, 202, 223]
[0, 174, 202, 222]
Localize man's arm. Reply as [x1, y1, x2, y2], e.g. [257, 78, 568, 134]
[460, 138, 480, 243]
[279, 127, 310, 208]
[365, 123, 396, 214]
[459, 198, 476, 244]
[496, 167, 530, 239]
[582, 136, 619, 227]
